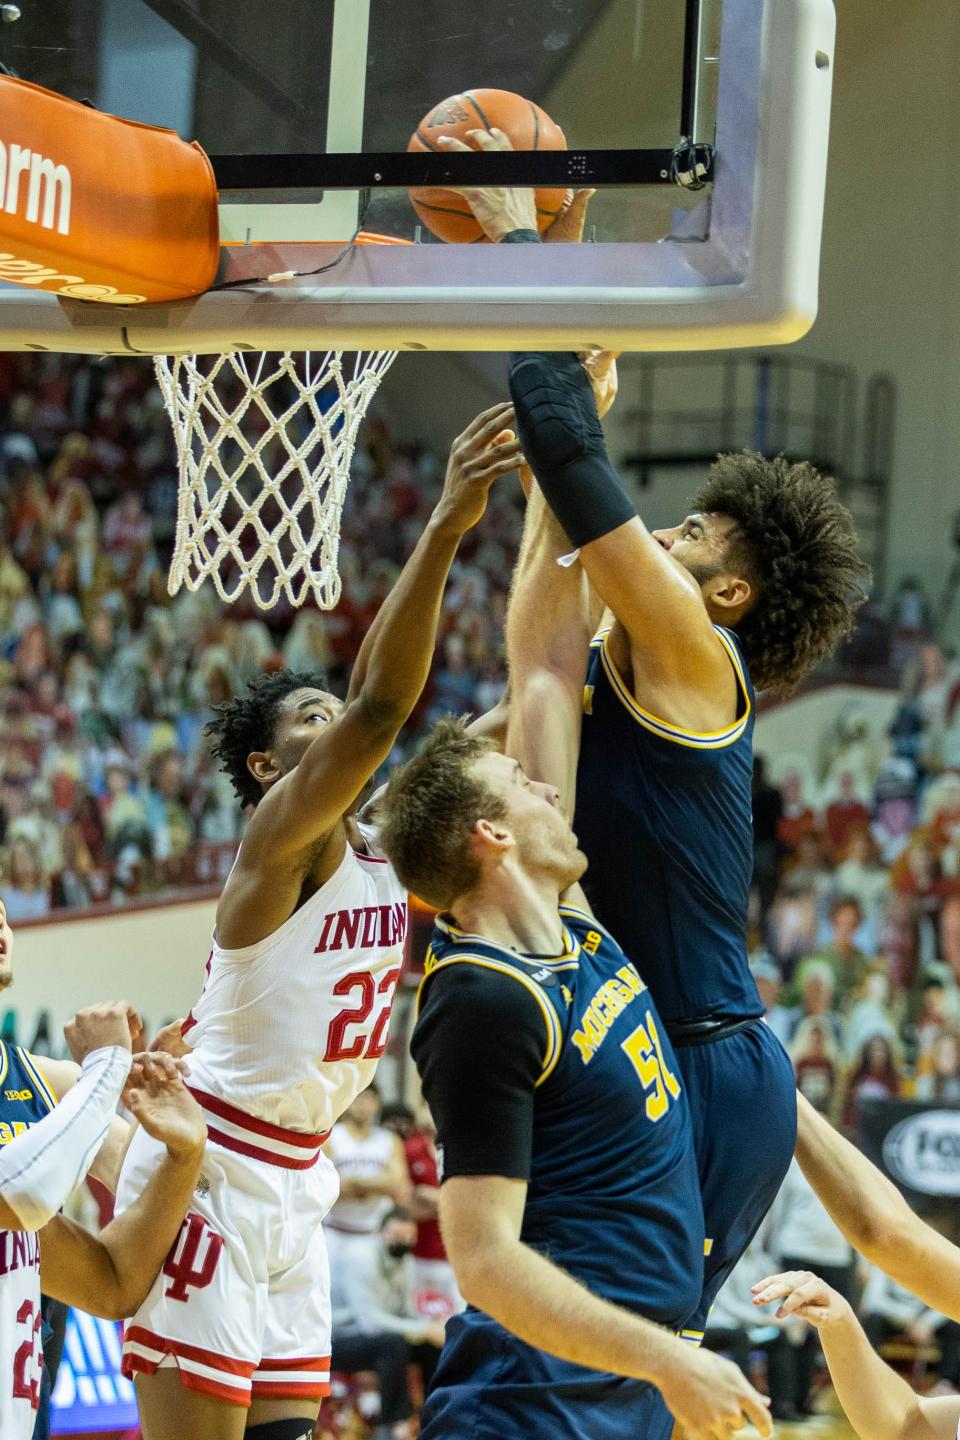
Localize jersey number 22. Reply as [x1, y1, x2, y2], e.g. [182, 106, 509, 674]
[325, 968, 401, 1062]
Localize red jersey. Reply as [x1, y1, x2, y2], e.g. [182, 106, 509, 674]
[404, 1132, 445, 1261]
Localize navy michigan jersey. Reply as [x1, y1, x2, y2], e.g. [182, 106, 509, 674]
[575, 624, 762, 1025]
[0, 1042, 58, 1439]
[411, 905, 705, 1440]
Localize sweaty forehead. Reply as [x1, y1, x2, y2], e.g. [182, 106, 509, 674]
[472, 749, 516, 790]
[281, 687, 338, 713]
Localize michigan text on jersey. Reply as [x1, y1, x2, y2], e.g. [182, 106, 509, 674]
[571, 962, 648, 1064]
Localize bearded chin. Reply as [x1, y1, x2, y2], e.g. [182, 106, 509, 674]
[679, 556, 722, 590]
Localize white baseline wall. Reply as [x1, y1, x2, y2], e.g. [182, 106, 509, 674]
[9, 896, 216, 1044]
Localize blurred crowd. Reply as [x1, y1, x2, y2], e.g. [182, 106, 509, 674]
[748, 640, 960, 1129]
[5, 351, 960, 1433]
[0, 354, 515, 922]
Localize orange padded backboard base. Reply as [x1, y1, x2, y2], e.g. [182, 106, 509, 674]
[0, 74, 219, 305]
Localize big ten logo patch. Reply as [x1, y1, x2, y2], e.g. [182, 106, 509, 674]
[163, 1213, 224, 1302]
[4, 1089, 32, 1101]
[582, 930, 602, 955]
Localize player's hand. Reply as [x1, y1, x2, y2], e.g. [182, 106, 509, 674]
[149, 1018, 192, 1062]
[545, 188, 595, 244]
[65, 1002, 141, 1063]
[123, 1053, 207, 1163]
[423, 1321, 447, 1348]
[579, 349, 620, 418]
[659, 1345, 772, 1440]
[752, 1270, 853, 1331]
[433, 403, 525, 535]
[438, 127, 538, 242]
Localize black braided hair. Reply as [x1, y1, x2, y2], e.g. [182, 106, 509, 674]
[695, 452, 870, 692]
[204, 669, 330, 809]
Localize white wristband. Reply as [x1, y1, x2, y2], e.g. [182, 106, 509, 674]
[0, 1045, 131, 1230]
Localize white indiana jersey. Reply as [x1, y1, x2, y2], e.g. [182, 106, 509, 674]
[0, 1228, 43, 1439]
[326, 1123, 396, 1234]
[182, 824, 408, 1135]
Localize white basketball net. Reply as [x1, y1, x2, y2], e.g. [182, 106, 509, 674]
[155, 349, 398, 610]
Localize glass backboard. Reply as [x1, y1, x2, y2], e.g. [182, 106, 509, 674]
[0, 0, 835, 353]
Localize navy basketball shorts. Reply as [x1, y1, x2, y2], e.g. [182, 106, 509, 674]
[673, 1018, 797, 1335]
[420, 1310, 676, 1440]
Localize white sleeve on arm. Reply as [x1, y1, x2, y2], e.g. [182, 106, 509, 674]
[0, 1045, 131, 1230]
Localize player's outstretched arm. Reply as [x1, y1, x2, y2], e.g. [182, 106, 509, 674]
[505, 353, 618, 815]
[505, 481, 592, 818]
[509, 352, 736, 700]
[238, 405, 524, 867]
[794, 1093, 960, 1322]
[18, 1052, 132, 1193]
[0, 1004, 136, 1231]
[752, 1269, 960, 1440]
[38, 1054, 206, 1320]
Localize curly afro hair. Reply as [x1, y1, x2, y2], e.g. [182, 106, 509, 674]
[695, 452, 870, 692]
[204, 669, 330, 809]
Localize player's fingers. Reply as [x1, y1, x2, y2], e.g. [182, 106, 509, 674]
[795, 1304, 831, 1325]
[436, 134, 473, 152]
[465, 126, 514, 152]
[144, 1051, 181, 1082]
[580, 347, 621, 373]
[776, 1277, 823, 1316]
[742, 1392, 774, 1438]
[460, 402, 514, 441]
[752, 1273, 800, 1302]
[468, 440, 525, 472]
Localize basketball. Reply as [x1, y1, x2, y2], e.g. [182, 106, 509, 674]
[408, 88, 567, 243]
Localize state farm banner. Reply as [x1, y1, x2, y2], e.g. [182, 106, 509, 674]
[0, 74, 218, 304]
[858, 1099, 960, 1212]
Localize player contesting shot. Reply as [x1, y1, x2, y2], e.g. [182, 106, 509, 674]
[113, 407, 525, 1440]
[442, 121, 870, 1335]
[377, 718, 773, 1440]
[376, 367, 773, 1440]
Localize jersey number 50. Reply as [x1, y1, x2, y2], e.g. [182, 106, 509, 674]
[324, 968, 402, 1062]
[622, 1015, 682, 1123]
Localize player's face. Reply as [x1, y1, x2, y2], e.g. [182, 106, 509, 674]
[271, 687, 344, 770]
[651, 511, 741, 588]
[0, 900, 13, 990]
[473, 752, 586, 889]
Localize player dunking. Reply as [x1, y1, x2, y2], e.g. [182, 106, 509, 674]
[446, 116, 869, 1340]
[115, 406, 524, 1440]
[506, 346, 866, 1334]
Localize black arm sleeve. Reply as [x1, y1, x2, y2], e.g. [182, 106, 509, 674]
[508, 351, 637, 549]
[410, 963, 546, 1182]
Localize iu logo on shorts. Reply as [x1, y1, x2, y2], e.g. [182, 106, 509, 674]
[162, 1212, 224, 1302]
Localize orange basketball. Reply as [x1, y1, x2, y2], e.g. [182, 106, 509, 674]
[408, 88, 567, 243]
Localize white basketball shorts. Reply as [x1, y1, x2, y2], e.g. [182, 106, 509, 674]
[117, 1087, 339, 1408]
